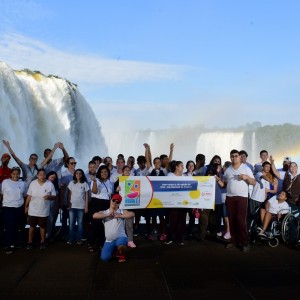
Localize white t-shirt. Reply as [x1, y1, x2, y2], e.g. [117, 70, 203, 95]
[103, 209, 127, 242]
[136, 167, 148, 176]
[110, 171, 122, 183]
[27, 179, 56, 217]
[268, 196, 290, 214]
[250, 172, 270, 202]
[91, 179, 113, 200]
[224, 164, 254, 197]
[1, 179, 26, 208]
[68, 181, 89, 209]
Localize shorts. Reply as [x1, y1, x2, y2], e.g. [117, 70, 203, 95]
[27, 216, 48, 228]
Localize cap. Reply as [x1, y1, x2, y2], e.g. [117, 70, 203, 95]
[111, 194, 122, 203]
[283, 156, 292, 162]
[1, 153, 11, 160]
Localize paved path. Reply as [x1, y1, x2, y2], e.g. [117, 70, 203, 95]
[1, 237, 299, 300]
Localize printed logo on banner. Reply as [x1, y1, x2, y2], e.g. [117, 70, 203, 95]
[125, 180, 141, 206]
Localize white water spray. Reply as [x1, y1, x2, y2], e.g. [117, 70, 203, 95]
[0, 62, 107, 168]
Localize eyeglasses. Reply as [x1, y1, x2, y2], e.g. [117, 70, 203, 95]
[112, 199, 121, 205]
[70, 162, 77, 165]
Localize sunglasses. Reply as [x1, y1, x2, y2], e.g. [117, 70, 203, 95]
[70, 162, 77, 165]
[112, 199, 121, 205]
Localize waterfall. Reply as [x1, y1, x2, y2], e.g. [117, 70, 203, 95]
[196, 132, 245, 163]
[0, 62, 107, 168]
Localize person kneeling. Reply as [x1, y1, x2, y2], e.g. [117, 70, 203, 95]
[258, 191, 289, 237]
[93, 194, 134, 263]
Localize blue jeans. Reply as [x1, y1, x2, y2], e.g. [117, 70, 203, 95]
[101, 236, 128, 262]
[69, 208, 84, 242]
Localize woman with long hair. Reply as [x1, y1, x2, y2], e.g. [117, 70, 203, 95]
[67, 169, 89, 244]
[87, 165, 113, 252]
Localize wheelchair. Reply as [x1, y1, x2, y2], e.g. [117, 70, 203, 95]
[248, 205, 287, 247]
[281, 204, 300, 246]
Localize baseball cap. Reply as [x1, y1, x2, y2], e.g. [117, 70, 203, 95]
[111, 194, 122, 203]
[283, 156, 291, 162]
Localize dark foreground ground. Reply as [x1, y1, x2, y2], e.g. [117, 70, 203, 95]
[0, 233, 300, 300]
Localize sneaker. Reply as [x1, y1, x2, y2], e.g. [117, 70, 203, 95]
[258, 231, 267, 238]
[127, 241, 136, 248]
[242, 244, 250, 252]
[177, 241, 184, 246]
[5, 247, 13, 254]
[160, 234, 167, 241]
[26, 242, 33, 250]
[164, 240, 173, 245]
[118, 255, 126, 263]
[223, 232, 231, 240]
[87, 244, 94, 252]
[40, 242, 46, 250]
[77, 241, 83, 245]
[66, 240, 74, 245]
[217, 232, 223, 237]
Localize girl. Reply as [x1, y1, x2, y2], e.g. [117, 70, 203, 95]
[67, 169, 89, 244]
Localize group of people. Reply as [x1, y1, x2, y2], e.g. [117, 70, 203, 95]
[0, 140, 299, 262]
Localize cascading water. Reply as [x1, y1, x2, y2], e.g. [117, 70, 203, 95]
[0, 62, 107, 167]
[196, 132, 244, 162]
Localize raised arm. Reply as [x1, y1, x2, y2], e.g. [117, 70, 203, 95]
[144, 143, 152, 169]
[165, 143, 175, 171]
[59, 142, 69, 163]
[40, 142, 60, 167]
[270, 155, 280, 179]
[2, 140, 23, 167]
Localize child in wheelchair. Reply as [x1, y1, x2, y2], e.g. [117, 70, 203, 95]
[258, 191, 290, 238]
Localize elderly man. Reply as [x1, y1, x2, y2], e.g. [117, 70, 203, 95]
[217, 149, 256, 252]
[93, 194, 134, 263]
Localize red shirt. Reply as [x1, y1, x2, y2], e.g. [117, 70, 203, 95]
[0, 166, 11, 183]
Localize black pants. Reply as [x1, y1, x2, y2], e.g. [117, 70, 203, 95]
[88, 198, 110, 247]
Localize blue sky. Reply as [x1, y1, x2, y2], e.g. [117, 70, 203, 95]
[1, 0, 300, 133]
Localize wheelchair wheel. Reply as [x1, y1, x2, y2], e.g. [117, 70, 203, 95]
[281, 213, 299, 245]
[268, 238, 279, 248]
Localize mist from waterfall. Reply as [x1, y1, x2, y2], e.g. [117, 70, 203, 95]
[105, 125, 300, 168]
[0, 62, 107, 168]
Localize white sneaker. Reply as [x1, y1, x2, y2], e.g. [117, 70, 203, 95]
[127, 241, 136, 248]
[223, 232, 231, 240]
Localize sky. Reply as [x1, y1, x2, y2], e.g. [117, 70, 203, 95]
[1, 0, 300, 135]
